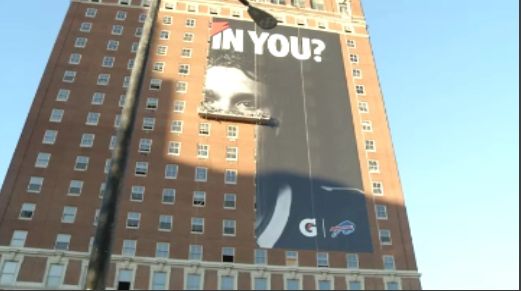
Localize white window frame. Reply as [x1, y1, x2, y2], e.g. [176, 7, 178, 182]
[173, 100, 185, 113]
[224, 169, 238, 185]
[54, 234, 71, 250]
[170, 120, 183, 134]
[161, 188, 176, 204]
[68, 180, 84, 196]
[165, 164, 178, 179]
[130, 185, 145, 202]
[86, 112, 100, 126]
[122, 240, 137, 257]
[178, 64, 190, 75]
[167, 141, 181, 156]
[181, 48, 192, 58]
[191, 217, 204, 234]
[192, 191, 206, 207]
[372, 181, 384, 195]
[43, 130, 58, 144]
[126, 212, 141, 229]
[62, 71, 76, 83]
[35, 153, 51, 168]
[68, 53, 82, 65]
[158, 215, 173, 231]
[10, 230, 28, 248]
[74, 37, 88, 48]
[222, 219, 236, 236]
[74, 156, 90, 171]
[80, 133, 95, 148]
[61, 206, 77, 224]
[379, 229, 392, 245]
[194, 167, 208, 182]
[97, 73, 111, 85]
[135, 161, 148, 176]
[19, 203, 36, 220]
[223, 193, 236, 209]
[226, 146, 238, 161]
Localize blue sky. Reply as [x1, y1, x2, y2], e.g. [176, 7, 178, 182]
[0, 0, 518, 290]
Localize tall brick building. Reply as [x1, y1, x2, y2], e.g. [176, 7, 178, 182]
[0, 0, 421, 289]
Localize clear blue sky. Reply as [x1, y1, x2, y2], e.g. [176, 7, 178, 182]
[0, 0, 518, 290]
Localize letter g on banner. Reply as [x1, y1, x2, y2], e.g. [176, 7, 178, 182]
[299, 218, 317, 237]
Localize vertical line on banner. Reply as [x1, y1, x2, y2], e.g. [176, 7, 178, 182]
[297, 27, 320, 253]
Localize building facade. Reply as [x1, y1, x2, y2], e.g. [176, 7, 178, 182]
[0, 0, 421, 289]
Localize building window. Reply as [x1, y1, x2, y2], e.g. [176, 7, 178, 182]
[107, 40, 119, 51]
[123, 76, 130, 88]
[117, 269, 133, 290]
[226, 146, 238, 161]
[168, 141, 181, 156]
[219, 274, 235, 289]
[172, 100, 185, 113]
[198, 123, 210, 135]
[192, 191, 206, 207]
[80, 133, 95, 148]
[195, 167, 208, 182]
[372, 181, 384, 195]
[183, 32, 194, 42]
[285, 250, 298, 266]
[346, 253, 359, 269]
[97, 73, 111, 85]
[54, 234, 71, 250]
[185, 19, 196, 27]
[254, 249, 267, 265]
[145, 98, 159, 110]
[119, 95, 126, 107]
[85, 112, 100, 126]
[27, 176, 44, 193]
[186, 273, 202, 290]
[209, 6, 220, 15]
[316, 252, 329, 267]
[138, 12, 147, 23]
[131, 42, 139, 53]
[45, 263, 65, 288]
[85, 7, 97, 18]
[91, 92, 105, 105]
[223, 219, 236, 236]
[135, 162, 148, 176]
[286, 278, 301, 290]
[19, 203, 36, 220]
[375, 204, 388, 220]
[43, 130, 58, 144]
[365, 140, 376, 152]
[181, 48, 192, 58]
[149, 79, 162, 90]
[385, 281, 401, 290]
[130, 186, 145, 202]
[61, 206, 77, 223]
[99, 183, 106, 198]
[353, 69, 362, 78]
[68, 53, 81, 65]
[176, 81, 187, 92]
[106, 158, 113, 174]
[348, 280, 362, 290]
[135, 27, 143, 37]
[138, 138, 152, 153]
[151, 271, 168, 290]
[74, 156, 90, 171]
[221, 247, 235, 263]
[142, 117, 155, 130]
[187, 4, 197, 12]
[318, 280, 331, 290]
[68, 180, 83, 196]
[142, 0, 151, 7]
[157, 45, 168, 55]
[254, 277, 268, 290]
[62, 71, 76, 83]
[227, 126, 238, 139]
[50, 109, 64, 123]
[383, 255, 396, 270]
[155, 242, 170, 258]
[162, 16, 173, 25]
[10, 231, 28, 247]
[114, 114, 121, 128]
[127, 58, 134, 70]
[159, 30, 170, 40]
[188, 244, 203, 260]
[74, 37, 88, 48]
[112, 25, 124, 35]
[152, 62, 165, 72]
[191, 217, 204, 234]
[347, 39, 356, 48]
[108, 136, 118, 151]
[165, 164, 178, 179]
[102, 56, 115, 68]
[379, 229, 392, 245]
[122, 240, 137, 256]
[158, 215, 173, 231]
[35, 153, 51, 168]
[162, 188, 176, 204]
[349, 54, 359, 63]
[197, 144, 209, 158]
[355, 85, 365, 95]
[224, 169, 238, 185]
[223, 193, 236, 209]
[178, 64, 190, 75]
[93, 209, 100, 225]
[358, 101, 369, 113]
[361, 120, 373, 132]
[115, 10, 127, 20]
[126, 212, 141, 229]
[79, 22, 92, 32]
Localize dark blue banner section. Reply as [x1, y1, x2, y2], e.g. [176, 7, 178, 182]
[205, 19, 373, 252]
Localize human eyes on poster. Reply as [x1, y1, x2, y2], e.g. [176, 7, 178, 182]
[203, 19, 373, 252]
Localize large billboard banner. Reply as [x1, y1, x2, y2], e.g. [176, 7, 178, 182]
[204, 19, 373, 252]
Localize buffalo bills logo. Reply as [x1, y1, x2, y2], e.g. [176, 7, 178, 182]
[329, 220, 355, 238]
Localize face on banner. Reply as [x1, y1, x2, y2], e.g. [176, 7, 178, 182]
[205, 19, 373, 253]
